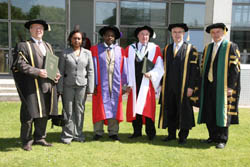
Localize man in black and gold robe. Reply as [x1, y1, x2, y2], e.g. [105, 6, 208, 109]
[198, 23, 240, 149]
[158, 23, 200, 144]
[11, 19, 60, 151]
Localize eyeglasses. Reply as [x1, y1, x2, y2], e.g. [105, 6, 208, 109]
[172, 31, 184, 34]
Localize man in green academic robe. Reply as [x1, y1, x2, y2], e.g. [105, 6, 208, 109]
[198, 23, 240, 149]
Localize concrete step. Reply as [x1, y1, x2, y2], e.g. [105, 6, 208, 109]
[0, 78, 18, 101]
[0, 87, 17, 93]
[0, 84, 16, 88]
[0, 93, 20, 101]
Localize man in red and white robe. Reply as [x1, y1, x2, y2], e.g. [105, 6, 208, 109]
[126, 26, 164, 140]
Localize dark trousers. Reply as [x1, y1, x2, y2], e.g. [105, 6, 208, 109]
[166, 89, 190, 139]
[20, 93, 50, 145]
[132, 114, 156, 138]
[20, 113, 48, 145]
[204, 81, 229, 143]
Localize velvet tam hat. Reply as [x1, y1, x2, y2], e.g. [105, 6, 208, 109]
[134, 26, 154, 38]
[24, 19, 49, 31]
[205, 23, 228, 33]
[168, 23, 189, 32]
[99, 26, 121, 40]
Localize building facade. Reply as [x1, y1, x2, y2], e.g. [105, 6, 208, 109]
[0, 0, 250, 105]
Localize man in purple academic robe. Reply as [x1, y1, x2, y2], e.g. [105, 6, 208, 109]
[90, 26, 127, 141]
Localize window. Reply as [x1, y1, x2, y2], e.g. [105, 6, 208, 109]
[232, 1, 250, 64]
[232, 4, 250, 27]
[185, 29, 204, 52]
[0, 50, 9, 73]
[11, 0, 66, 22]
[0, 22, 8, 48]
[170, 3, 205, 27]
[121, 1, 167, 26]
[0, 0, 67, 74]
[0, 0, 8, 19]
[96, 2, 116, 25]
[233, 0, 250, 2]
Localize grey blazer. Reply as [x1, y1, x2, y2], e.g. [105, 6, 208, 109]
[57, 47, 94, 94]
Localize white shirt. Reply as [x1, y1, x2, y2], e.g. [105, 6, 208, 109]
[138, 42, 148, 53]
[213, 38, 223, 54]
[173, 40, 184, 52]
[104, 42, 114, 60]
[32, 37, 46, 56]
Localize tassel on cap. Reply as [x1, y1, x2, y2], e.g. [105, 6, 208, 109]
[186, 31, 190, 41]
[48, 24, 51, 31]
[224, 28, 227, 35]
[152, 32, 156, 39]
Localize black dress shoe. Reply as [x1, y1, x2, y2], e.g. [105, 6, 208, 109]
[128, 134, 142, 139]
[162, 136, 176, 142]
[148, 136, 155, 141]
[73, 138, 85, 143]
[200, 138, 215, 144]
[216, 142, 226, 149]
[178, 138, 187, 144]
[34, 139, 52, 147]
[93, 135, 102, 141]
[109, 135, 120, 141]
[22, 140, 33, 151]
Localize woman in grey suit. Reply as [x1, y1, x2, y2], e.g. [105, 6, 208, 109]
[57, 30, 95, 144]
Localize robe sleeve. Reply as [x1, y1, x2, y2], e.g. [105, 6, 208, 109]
[86, 50, 95, 93]
[90, 46, 98, 86]
[188, 46, 200, 89]
[149, 46, 164, 90]
[228, 43, 241, 89]
[126, 46, 134, 87]
[16, 42, 40, 78]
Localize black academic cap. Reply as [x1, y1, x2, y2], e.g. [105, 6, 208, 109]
[168, 23, 189, 32]
[99, 26, 121, 40]
[205, 23, 228, 33]
[24, 19, 49, 31]
[134, 26, 154, 38]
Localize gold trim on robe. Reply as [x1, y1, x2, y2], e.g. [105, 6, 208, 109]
[26, 41, 43, 118]
[159, 45, 169, 128]
[223, 42, 231, 126]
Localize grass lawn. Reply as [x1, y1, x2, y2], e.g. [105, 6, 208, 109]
[0, 101, 249, 167]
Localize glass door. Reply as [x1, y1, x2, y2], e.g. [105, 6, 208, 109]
[94, 0, 119, 44]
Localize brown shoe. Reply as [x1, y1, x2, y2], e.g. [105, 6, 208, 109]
[22, 140, 33, 151]
[34, 139, 53, 147]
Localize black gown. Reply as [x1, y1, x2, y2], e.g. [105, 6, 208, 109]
[158, 42, 200, 133]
